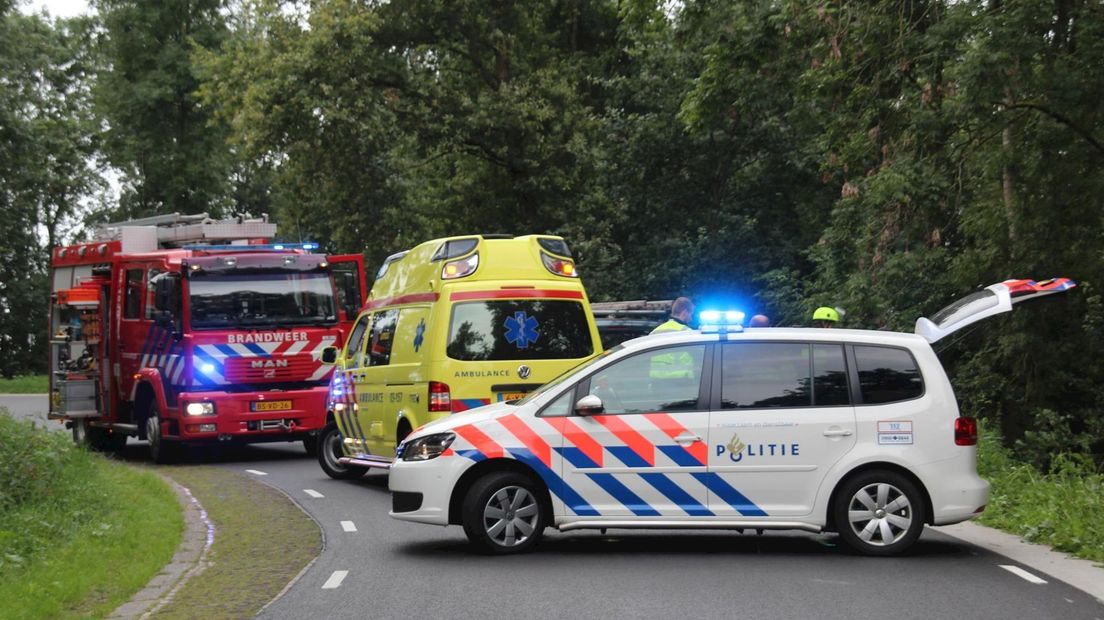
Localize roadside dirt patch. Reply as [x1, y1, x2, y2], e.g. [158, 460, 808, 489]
[151, 467, 320, 619]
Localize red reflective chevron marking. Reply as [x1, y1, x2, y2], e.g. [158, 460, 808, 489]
[499, 414, 551, 466]
[453, 424, 504, 459]
[546, 417, 604, 467]
[593, 415, 655, 466]
[644, 412, 707, 465]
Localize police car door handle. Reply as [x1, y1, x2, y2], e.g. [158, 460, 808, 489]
[823, 428, 853, 437]
[674, 433, 702, 444]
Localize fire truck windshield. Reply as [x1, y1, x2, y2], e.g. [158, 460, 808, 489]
[188, 271, 338, 329]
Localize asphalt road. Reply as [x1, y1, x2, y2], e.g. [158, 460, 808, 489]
[3, 395, 1100, 619]
[215, 444, 1104, 620]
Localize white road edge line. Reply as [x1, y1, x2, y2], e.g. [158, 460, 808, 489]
[1000, 565, 1048, 584]
[322, 570, 348, 590]
[341, 520, 357, 532]
[245, 469, 267, 476]
[304, 489, 324, 498]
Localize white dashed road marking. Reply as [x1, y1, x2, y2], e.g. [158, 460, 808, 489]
[341, 521, 357, 532]
[245, 469, 267, 476]
[322, 570, 348, 589]
[1000, 565, 1048, 584]
[304, 489, 324, 498]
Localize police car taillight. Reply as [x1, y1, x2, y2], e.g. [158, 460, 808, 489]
[541, 252, 578, 277]
[954, 416, 978, 446]
[429, 381, 451, 412]
[442, 253, 479, 279]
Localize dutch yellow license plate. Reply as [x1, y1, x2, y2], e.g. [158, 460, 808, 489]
[499, 392, 527, 402]
[251, 400, 292, 412]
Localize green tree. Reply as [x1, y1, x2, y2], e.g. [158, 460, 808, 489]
[93, 0, 231, 219]
[0, 8, 103, 376]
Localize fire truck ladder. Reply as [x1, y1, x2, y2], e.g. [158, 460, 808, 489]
[93, 212, 278, 250]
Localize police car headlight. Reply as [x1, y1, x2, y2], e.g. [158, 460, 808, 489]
[186, 402, 215, 416]
[401, 432, 456, 461]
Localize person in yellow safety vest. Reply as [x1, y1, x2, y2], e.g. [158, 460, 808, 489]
[813, 306, 840, 328]
[650, 297, 696, 381]
[651, 297, 695, 334]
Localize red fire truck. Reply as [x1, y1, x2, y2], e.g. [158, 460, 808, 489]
[47, 213, 366, 463]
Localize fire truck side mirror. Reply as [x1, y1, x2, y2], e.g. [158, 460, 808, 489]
[320, 347, 339, 365]
[152, 272, 181, 312]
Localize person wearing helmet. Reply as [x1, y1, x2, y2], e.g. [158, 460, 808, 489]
[813, 306, 840, 328]
[651, 297, 695, 333]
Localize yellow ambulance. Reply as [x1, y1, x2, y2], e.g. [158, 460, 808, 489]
[317, 234, 603, 478]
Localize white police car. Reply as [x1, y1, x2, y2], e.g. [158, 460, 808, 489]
[388, 279, 1074, 555]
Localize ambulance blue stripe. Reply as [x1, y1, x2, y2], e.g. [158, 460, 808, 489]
[638, 473, 714, 516]
[507, 448, 600, 517]
[606, 446, 650, 468]
[692, 473, 767, 517]
[657, 445, 704, 467]
[556, 447, 600, 469]
[585, 473, 661, 516]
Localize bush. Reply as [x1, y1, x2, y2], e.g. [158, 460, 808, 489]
[977, 421, 1104, 563]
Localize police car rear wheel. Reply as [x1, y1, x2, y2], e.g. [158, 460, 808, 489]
[462, 472, 545, 555]
[834, 470, 925, 556]
[317, 421, 366, 480]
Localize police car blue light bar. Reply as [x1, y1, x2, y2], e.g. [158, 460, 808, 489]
[699, 310, 745, 334]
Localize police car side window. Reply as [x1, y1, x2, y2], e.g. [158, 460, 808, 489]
[367, 309, 399, 367]
[721, 343, 810, 408]
[586, 344, 706, 414]
[539, 390, 575, 417]
[853, 345, 923, 404]
[813, 344, 851, 406]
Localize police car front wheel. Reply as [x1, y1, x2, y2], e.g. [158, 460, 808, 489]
[462, 472, 546, 554]
[833, 470, 925, 556]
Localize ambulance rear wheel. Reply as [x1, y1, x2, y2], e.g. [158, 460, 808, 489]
[462, 471, 546, 555]
[146, 404, 180, 465]
[317, 421, 366, 480]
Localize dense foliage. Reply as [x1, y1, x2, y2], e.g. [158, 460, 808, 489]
[1, 0, 1101, 462]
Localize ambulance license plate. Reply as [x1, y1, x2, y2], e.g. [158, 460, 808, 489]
[251, 400, 292, 412]
[498, 392, 528, 402]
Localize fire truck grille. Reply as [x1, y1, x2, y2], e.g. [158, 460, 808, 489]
[224, 356, 315, 382]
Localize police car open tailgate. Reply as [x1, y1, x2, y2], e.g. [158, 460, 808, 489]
[915, 278, 1076, 344]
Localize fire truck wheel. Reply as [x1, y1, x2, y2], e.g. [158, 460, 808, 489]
[302, 436, 319, 457]
[146, 404, 180, 465]
[72, 419, 127, 453]
[317, 421, 366, 480]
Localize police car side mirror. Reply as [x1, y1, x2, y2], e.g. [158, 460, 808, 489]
[320, 346, 339, 365]
[574, 395, 604, 416]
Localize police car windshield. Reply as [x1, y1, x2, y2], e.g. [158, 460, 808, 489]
[515, 345, 623, 405]
[188, 271, 337, 329]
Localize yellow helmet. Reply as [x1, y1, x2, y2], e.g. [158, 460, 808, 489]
[812, 306, 840, 323]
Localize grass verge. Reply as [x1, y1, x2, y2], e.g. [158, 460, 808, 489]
[0, 375, 47, 394]
[976, 423, 1104, 564]
[0, 411, 183, 619]
[151, 466, 321, 619]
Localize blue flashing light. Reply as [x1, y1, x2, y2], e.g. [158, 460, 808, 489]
[182, 242, 321, 252]
[699, 309, 746, 337]
[200, 363, 215, 374]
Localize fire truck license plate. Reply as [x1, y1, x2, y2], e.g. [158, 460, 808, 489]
[498, 392, 527, 402]
[251, 400, 292, 412]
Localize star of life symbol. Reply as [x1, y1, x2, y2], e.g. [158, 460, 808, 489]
[413, 318, 426, 353]
[504, 311, 540, 349]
